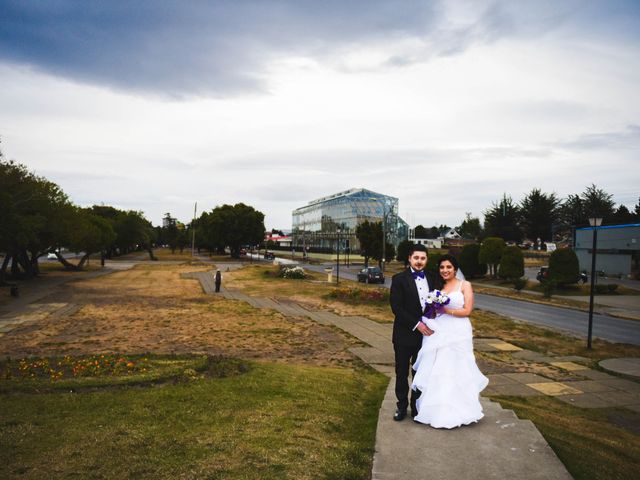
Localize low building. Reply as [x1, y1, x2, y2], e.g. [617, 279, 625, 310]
[574, 223, 640, 278]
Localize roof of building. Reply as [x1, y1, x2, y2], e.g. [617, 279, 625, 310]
[576, 223, 640, 231]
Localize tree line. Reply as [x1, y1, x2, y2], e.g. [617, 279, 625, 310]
[1, 150, 266, 282]
[414, 186, 639, 243]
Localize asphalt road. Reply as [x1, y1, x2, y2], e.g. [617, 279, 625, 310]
[301, 262, 640, 346]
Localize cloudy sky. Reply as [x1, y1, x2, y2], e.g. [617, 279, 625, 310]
[1, 0, 638, 230]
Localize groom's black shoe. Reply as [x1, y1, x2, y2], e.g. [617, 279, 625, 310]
[393, 408, 407, 421]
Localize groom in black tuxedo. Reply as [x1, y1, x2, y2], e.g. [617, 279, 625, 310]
[389, 244, 436, 421]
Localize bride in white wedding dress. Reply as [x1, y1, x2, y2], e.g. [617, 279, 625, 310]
[411, 254, 488, 429]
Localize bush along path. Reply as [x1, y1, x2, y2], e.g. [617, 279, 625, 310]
[189, 269, 573, 480]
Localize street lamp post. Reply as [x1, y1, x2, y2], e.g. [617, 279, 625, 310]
[336, 228, 341, 284]
[587, 217, 602, 349]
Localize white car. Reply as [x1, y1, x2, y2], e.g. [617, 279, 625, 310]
[47, 252, 58, 259]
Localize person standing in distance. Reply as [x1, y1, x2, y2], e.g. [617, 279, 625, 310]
[389, 244, 437, 421]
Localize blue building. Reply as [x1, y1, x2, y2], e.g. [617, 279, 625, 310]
[575, 223, 640, 278]
[291, 188, 409, 253]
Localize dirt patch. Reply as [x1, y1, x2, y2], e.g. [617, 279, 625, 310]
[0, 264, 358, 367]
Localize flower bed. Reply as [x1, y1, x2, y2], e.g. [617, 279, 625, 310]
[0, 354, 150, 381]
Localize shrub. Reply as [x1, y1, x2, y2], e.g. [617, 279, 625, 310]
[479, 237, 505, 278]
[594, 284, 608, 294]
[499, 246, 525, 280]
[607, 284, 619, 293]
[326, 287, 389, 303]
[513, 277, 527, 291]
[459, 244, 487, 279]
[548, 248, 579, 285]
[425, 252, 442, 277]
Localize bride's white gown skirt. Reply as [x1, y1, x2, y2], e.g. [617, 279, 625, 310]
[411, 312, 489, 429]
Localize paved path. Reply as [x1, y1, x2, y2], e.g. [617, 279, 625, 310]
[186, 270, 574, 479]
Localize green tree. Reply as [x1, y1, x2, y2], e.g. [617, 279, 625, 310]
[478, 237, 505, 279]
[457, 213, 483, 240]
[458, 244, 487, 279]
[356, 221, 377, 266]
[202, 203, 265, 258]
[396, 239, 413, 267]
[548, 248, 580, 285]
[519, 189, 560, 242]
[483, 194, 522, 242]
[581, 184, 615, 222]
[559, 193, 586, 229]
[609, 204, 636, 225]
[0, 156, 72, 279]
[57, 208, 116, 269]
[498, 246, 524, 281]
[413, 225, 428, 238]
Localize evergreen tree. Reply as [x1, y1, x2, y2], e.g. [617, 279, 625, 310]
[519, 188, 560, 241]
[483, 194, 522, 242]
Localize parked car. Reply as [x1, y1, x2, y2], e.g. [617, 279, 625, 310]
[536, 266, 549, 282]
[537, 266, 589, 284]
[357, 267, 385, 284]
[264, 251, 275, 260]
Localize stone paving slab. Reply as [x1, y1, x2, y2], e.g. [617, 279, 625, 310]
[483, 383, 545, 397]
[555, 393, 621, 408]
[562, 380, 617, 393]
[349, 347, 394, 365]
[486, 374, 522, 386]
[509, 350, 555, 362]
[553, 355, 590, 363]
[503, 373, 548, 384]
[488, 341, 523, 352]
[550, 361, 589, 371]
[578, 369, 617, 381]
[596, 378, 640, 393]
[527, 382, 583, 396]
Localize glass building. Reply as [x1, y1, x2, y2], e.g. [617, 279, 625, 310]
[291, 188, 409, 253]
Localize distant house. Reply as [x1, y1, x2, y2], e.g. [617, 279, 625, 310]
[441, 228, 462, 240]
[265, 233, 292, 248]
[574, 223, 639, 278]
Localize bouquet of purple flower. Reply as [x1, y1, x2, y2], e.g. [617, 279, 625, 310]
[423, 290, 450, 319]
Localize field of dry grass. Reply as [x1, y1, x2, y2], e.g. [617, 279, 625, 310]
[0, 264, 358, 367]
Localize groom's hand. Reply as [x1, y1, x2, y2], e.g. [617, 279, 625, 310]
[417, 322, 434, 336]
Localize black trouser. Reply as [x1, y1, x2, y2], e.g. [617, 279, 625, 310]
[394, 343, 422, 412]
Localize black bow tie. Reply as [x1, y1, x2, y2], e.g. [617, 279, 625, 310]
[412, 271, 425, 279]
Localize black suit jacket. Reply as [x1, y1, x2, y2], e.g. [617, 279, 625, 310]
[389, 269, 437, 347]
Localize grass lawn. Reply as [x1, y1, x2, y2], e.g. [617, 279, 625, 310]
[1, 359, 387, 479]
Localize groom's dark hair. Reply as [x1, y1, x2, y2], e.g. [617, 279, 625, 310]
[408, 243, 428, 256]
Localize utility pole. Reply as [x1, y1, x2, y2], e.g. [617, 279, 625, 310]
[191, 202, 197, 257]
